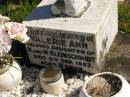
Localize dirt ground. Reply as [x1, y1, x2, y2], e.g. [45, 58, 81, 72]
[103, 32, 130, 82]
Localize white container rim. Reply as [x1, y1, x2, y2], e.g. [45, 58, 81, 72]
[82, 72, 128, 97]
[39, 67, 62, 84]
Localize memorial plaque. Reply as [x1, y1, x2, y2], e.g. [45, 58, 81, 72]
[26, 29, 95, 67]
[23, 0, 118, 73]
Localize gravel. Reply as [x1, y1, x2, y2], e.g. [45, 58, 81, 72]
[0, 65, 89, 97]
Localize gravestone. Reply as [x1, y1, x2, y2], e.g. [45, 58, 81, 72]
[23, 0, 118, 73]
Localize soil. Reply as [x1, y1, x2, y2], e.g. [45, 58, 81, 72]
[43, 68, 60, 78]
[103, 32, 130, 83]
[86, 74, 122, 97]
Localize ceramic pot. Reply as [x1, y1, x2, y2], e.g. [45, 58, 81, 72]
[80, 72, 130, 97]
[0, 60, 22, 91]
[39, 67, 65, 96]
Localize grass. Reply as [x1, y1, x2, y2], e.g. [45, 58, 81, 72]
[0, 0, 41, 60]
[118, 2, 130, 33]
[0, 0, 130, 32]
[0, 0, 40, 22]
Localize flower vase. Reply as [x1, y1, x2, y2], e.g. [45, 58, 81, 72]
[0, 54, 22, 91]
[39, 67, 65, 95]
[80, 72, 130, 97]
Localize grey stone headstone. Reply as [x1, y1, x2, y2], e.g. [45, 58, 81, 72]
[23, 0, 118, 73]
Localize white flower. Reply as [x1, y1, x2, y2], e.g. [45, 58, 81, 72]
[5, 22, 29, 43]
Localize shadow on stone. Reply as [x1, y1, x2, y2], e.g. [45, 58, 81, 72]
[25, 5, 59, 21]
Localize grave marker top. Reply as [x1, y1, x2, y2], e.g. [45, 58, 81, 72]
[51, 0, 90, 17]
[23, 0, 117, 72]
[23, 0, 113, 34]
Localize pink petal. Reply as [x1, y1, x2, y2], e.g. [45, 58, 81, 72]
[0, 27, 12, 52]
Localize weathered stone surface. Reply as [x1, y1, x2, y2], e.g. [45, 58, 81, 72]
[104, 32, 130, 82]
[23, 0, 118, 73]
[51, 0, 90, 17]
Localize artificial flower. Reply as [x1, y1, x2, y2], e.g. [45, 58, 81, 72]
[5, 22, 29, 43]
[0, 26, 12, 53]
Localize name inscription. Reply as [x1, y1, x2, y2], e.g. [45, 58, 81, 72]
[26, 29, 96, 68]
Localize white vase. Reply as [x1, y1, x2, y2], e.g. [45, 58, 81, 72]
[80, 72, 130, 97]
[39, 68, 65, 96]
[0, 60, 22, 91]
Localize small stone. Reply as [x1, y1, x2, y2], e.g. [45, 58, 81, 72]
[84, 75, 89, 81]
[45, 94, 55, 97]
[10, 95, 15, 97]
[63, 84, 67, 91]
[15, 91, 21, 96]
[16, 86, 21, 91]
[31, 94, 37, 97]
[1, 94, 8, 97]
[26, 94, 32, 97]
[11, 90, 16, 95]
[67, 79, 74, 84]
[41, 94, 45, 97]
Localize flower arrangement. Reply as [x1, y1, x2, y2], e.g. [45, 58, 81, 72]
[0, 15, 29, 53]
[0, 15, 29, 91]
[0, 15, 29, 71]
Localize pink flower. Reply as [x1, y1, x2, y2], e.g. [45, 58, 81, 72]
[0, 26, 12, 53]
[5, 22, 29, 43]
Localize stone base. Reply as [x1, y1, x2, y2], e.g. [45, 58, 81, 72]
[23, 0, 118, 73]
